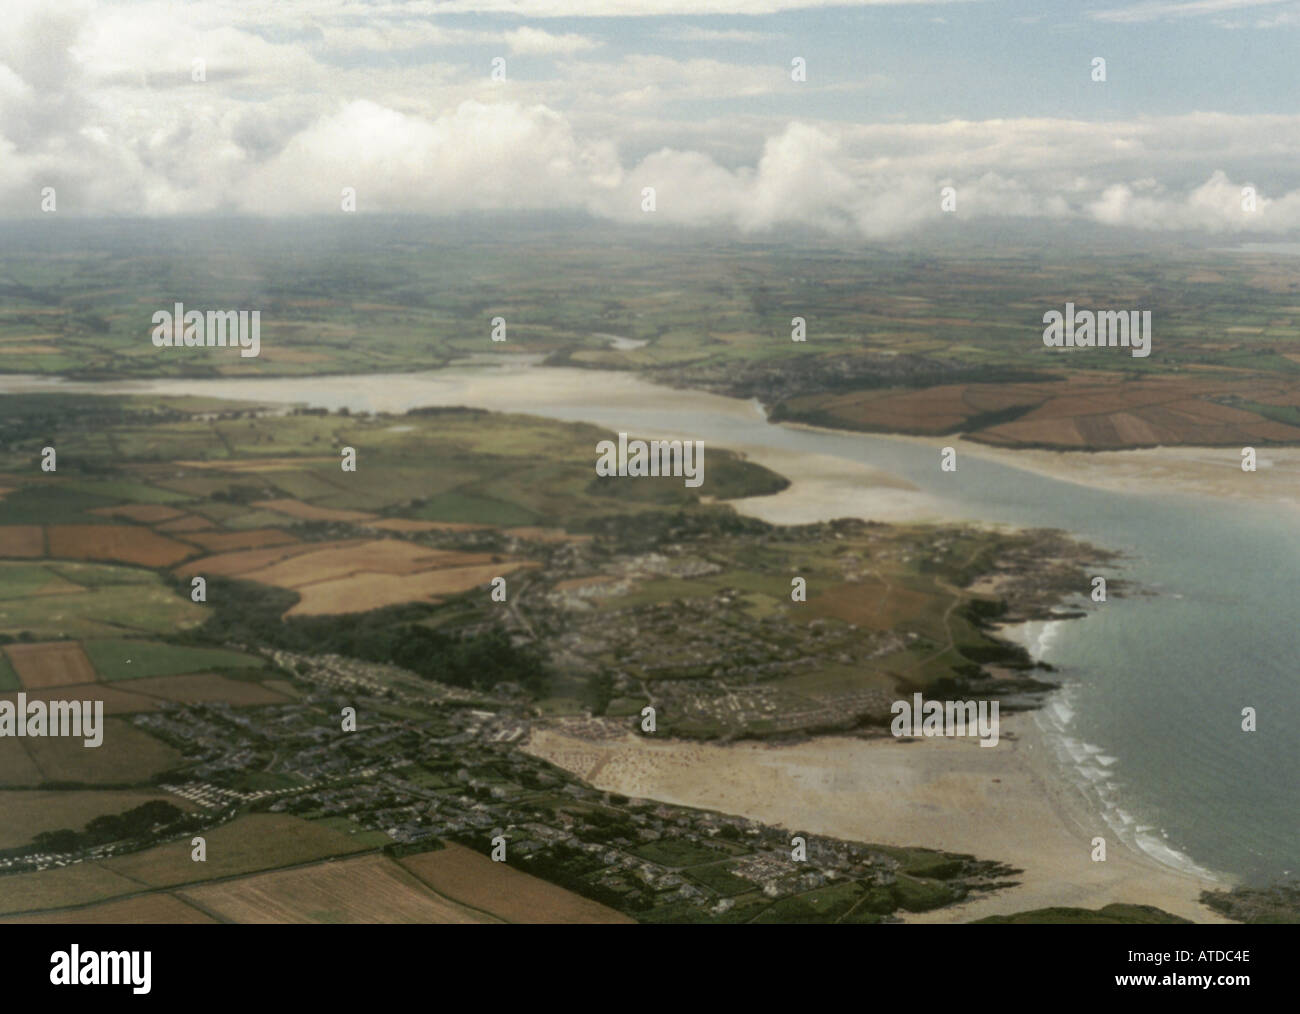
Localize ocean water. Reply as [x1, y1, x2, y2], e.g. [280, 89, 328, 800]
[5, 363, 1296, 884]
[1000, 496, 1299, 885]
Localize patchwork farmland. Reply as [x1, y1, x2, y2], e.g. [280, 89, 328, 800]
[0, 394, 1097, 926]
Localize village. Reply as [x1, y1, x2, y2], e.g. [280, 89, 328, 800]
[0, 646, 1015, 923]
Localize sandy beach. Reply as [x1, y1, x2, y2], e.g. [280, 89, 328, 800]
[524, 715, 1231, 923]
[725, 439, 956, 525]
[0, 366, 1264, 916]
[956, 436, 1300, 511]
[773, 420, 1300, 520]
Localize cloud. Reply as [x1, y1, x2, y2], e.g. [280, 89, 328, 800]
[561, 54, 802, 108]
[505, 27, 599, 55]
[0, 1, 1298, 237]
[236, 99, 619, 215]
[1085, 170, 1300, 230]
[658, 27, 780, 43]
[309, 22, 488, 54]
[428, 0, 976, 14]
[1089, 0, 1292, 24]
[5, 72, 1300, 236]
[587, 120, 1300, 237]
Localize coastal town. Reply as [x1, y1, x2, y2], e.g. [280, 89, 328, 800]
[0, 645, 1019, 923]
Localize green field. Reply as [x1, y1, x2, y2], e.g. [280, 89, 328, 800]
[751, 882, 867, 923]
[309, 816, 396, 847]
[45, 562, 159, 588]
[61, 480, 189, 505]
[0, 399, 788, 531]
[0, 564, 80, 601]
[412, 491, 538, 526]
[683, 862, 757, 898]
[0, 652, 20, 691]
[0, 487, 120, 525]
[0, 562, 204, 639]
[631, 839, 723, 868]
[82, 639, 266, 681]
[4, 220, 1300, 454]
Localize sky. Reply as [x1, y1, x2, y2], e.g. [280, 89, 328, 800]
[1, 0, 1298, 237]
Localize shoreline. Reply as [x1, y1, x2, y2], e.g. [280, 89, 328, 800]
[4, 363, 1292, 517]
[0, 365, 1260, 913]
[523, 715, 1231, 923]
[777, 418, 1300, 514]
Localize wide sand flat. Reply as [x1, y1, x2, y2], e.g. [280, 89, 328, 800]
[524, 715, 1230, 923]
[740, 423, 1300, 527]
[726, 441, 951, 525]
[950, 435, 1300, 510]
[774, 424, 1300, 517]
